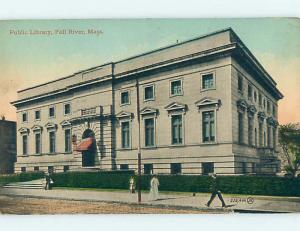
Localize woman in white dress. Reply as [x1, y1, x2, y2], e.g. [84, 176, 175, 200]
[148, 175, 159, 201]
[129, 176, 135, 193]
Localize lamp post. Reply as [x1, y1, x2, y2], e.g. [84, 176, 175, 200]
[136, 77, 142, 203]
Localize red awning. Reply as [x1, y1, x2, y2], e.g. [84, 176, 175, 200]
[75, 138, 94, 151]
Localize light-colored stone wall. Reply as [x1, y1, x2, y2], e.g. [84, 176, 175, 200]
[231, 58, 279, 174]
[13, 29, 282, 175]
[114, 57, 235, 174]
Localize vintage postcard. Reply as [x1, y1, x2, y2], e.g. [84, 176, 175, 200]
[0, 18, 299, 214]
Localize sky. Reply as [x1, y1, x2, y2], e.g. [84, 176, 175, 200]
[0, 18, 299, 124]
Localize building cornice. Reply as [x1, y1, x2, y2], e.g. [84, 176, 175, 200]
[11, 28, 283, 107]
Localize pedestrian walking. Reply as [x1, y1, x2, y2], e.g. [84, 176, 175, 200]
[44, 172, 50, 190]
[129, 176, 135, 193]
[148, 175, 159, 201]
[205, 174, 226, 208]
[44, 172, 54, 190]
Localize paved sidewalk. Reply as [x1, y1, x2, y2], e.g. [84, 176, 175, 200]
[1, 187, 299, 213]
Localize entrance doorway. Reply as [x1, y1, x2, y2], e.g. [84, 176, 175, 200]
[81, 129, 96, 167]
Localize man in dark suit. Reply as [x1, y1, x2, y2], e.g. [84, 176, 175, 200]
[205, 174, 226, 208]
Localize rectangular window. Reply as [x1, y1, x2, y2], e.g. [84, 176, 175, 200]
[144, 164, 153, 174]
[171, 115, 183, 145]
[202, 111, 215, 142]
[34, 166, 39, 171]
[121, 91, 130, 105]
[248, 84, 252, 100]
[144, 85, 154, 101]
[120, 164, 129, 170]
[121, 121, 130, 148]
[21, 167, 26, 173]
[48, 166, 54, 174]
[242, 162, 247, 174]
[65, 129, 72, 152]
[22, 112, 28, 122]
[145, 118, 155, 147]
[49, 131, 56, 153]
[267, 101, 271, 113]
[202, 162, 214, 175]
[202, 73, 214, 90]
[259, 122, 263, 147]
[64, 103, 71, 115]
[170, 163, 182, 175]
[170, 80, 182, 96]
[63, 166, 69, 172]
[258, 93, 262, 106]
[49, 106, 55, 118]
[238, 113, 244, 144]
[238, 75, 243, 92]
[248, 117, 253, 146]
[251, 163, 256, 173]
[35, 133, 41, 154]
[22, 135, 28, 155]
[35, 110, 41, 120]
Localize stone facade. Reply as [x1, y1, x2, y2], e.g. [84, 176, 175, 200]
[11, 28, 283, 175]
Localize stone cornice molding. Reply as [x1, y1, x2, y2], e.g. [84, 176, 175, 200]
[45, 122, 58, 131]
[18, 127, 30, 134]
[165, 102, 187, 114]
[140, 107, 159, 117]
[195, 97, 221, 111]
[116, 111, 134, 120]
[31, 125, 43, 133]
[60, 120, 72, 128]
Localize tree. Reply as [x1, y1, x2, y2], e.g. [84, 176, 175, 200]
[278, 123, 300, 177]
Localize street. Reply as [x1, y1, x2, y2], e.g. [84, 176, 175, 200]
[0, 195, 221, 214]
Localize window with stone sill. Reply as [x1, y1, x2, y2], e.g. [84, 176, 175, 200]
[49, 106, 55, 118]
[144, 164, 153, 174]
[238, 75, 243, 92]
[171, 114, 183, 145]
[120, 164, 129, 170]
[170, 163, 182, 174]
[258, 93, 262, 107]
[121, 121, 130, 148]
[202, 73, 215, 90]
[49, 131, 56, 153]
[35, 133, 41, 154]
[121, 91, 130, 105]
[22, 135, 28, 155]
[22, 112, 28, 122]
[64, 103, 71, 115]
[144, 118, 155, 147]
[35, 110, 41, 120]
[248, 84, 252, 101]
[202, 111, 215, 143]
[202, 162, 214, 175]
[144, 85, 154, 101]
[170, 80, 182, 96]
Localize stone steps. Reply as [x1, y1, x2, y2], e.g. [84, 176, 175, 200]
[2, 179, 45, 189]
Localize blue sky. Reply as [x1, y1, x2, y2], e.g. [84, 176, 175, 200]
[0, 18, 299, 123]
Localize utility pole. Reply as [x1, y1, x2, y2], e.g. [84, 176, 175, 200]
[136, 77, 142, 203]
